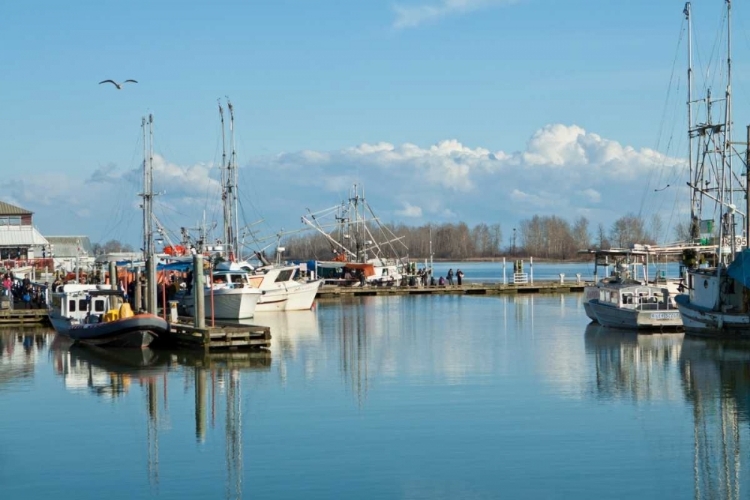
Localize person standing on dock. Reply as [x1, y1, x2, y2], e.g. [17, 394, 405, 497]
[447, 268, 454, 286]
[456, 269, 464, 286]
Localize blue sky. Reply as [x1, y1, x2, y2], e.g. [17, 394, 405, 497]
[2, 0, 750, 249]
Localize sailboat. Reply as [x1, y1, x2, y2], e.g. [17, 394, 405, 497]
[673, 1, 750, 336]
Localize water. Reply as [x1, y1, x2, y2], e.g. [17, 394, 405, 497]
[1, 294, 747, 499]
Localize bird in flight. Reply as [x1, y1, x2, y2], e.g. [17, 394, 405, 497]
[99, 79, 138, 89]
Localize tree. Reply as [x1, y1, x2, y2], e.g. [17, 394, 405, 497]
[609, 214, 651, 248]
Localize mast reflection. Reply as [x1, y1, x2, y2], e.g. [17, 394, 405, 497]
[680, 337, 750, 500]
[51, 342, 270, 500]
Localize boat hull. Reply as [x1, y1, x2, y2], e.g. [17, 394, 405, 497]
[52, 314, 168, 348]
[184, 288, 262, 319]
[256, 280, 322, 312]
[675, 293, 750, 336]
[588, 300, 682, 330]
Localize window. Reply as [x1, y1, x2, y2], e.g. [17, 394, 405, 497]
[68, 300, 76, 312]
[274, 269, 294, 283]
[79, 299, 87, 311]
[94, 300, 106, 312]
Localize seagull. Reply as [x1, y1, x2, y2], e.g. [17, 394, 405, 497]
[99, 79, 138, 89]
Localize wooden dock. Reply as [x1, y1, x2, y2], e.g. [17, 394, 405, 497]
[316, 281, 589, 298]
[0, 308, 49, 325]
[162, 318, 271, 351]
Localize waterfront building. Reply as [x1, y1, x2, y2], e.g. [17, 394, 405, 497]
[0, 201, 49, 263]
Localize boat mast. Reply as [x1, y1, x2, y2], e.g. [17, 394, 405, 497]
[142, 116, 148, 257]
[685, 2, 699, 240]
[724, 0, 735, 259]
[227, 99, 240, 261]
[218, 101, 230, 260]
[139, 114, 157, 314]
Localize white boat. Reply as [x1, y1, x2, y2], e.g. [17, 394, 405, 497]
[587, 281, 682, 330]
[250, 266, 322, 311]
[580, 248, 649, 322]
[179, 100, 322, 318]
[180, 266, 262, 319]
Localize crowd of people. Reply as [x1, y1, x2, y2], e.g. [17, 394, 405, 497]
[2, 272, 46, 309]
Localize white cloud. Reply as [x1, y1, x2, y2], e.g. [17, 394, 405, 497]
[580, 188, 601, 204]
[393, 0, 518, 29]
[0, 124, 686, 247]
[396, 202, 423, 218]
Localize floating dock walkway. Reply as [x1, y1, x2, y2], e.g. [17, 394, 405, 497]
[0, 308, 49, 325]
[159, 318, 271, 352]
[316, 281, 588, 298]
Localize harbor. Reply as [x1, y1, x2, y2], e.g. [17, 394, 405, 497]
[2, 293, 746, 499]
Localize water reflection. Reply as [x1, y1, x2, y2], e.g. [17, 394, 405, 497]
[584, 323, 684, 402]
[680, 337, 750, 500]
[0, 328, 53, 389]
[247, 310, 320, 385]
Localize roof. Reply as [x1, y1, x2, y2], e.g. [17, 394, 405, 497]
[0, 201, 32, 216]
[46, 236, 93, 257]
[0, 226, 48, 246]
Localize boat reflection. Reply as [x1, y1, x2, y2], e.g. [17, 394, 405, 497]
[680, 337, 750, 500]
[584, 322, 684, 402]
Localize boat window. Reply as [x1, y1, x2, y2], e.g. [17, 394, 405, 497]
[274, 269, 294, 283]
[68, 300, 76, 312]
[94, 300, 106, 313]
[232, 275, 244, 284]
[79, 299, 88, 311]
[212, 274, 225, 284]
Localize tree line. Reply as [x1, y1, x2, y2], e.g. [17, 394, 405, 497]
[280, 213, 671, 261]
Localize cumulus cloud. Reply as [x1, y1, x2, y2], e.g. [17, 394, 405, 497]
[254, 123, 684, 232]
[393, 0, 519, 29]
[0, 124, 685, 246]
[396, 202, 423, 218]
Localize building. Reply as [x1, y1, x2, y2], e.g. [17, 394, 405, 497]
[45, 236, 95, 273]
[0, 201, 49, 262]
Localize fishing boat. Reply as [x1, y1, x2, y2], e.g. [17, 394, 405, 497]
[302, 184, 409, 285]
[48, 284, 168, 348]
[587, 281, 682, 330]
[673, 1, 750, 337]
[580, 248, 649, 322]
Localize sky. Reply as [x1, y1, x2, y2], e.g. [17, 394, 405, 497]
[3, 0, 750, 250]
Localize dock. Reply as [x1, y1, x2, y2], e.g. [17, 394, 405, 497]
[0, 308, 49, 325]
[316, 281, 589, 298]
[161, 318, 271, 351]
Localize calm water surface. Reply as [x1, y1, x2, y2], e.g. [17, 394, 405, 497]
[0, 294, 747, 499]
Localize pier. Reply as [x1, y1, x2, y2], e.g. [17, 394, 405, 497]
[0, 308, 49, 325]
[316, 281, 588, 298]
[161, 318, 271, 351]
